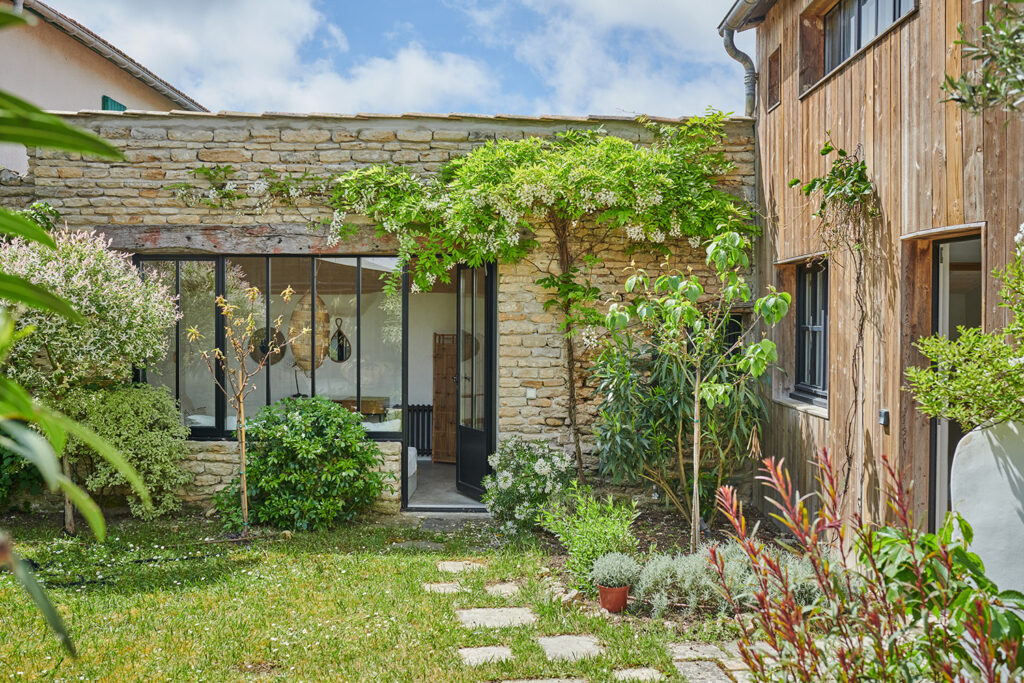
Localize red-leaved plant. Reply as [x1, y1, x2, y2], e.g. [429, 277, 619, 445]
[709, 448, 1024, 682]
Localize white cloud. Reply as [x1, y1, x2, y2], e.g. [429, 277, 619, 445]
[43, 0, 497, 114]
[458, 0, 756, 116]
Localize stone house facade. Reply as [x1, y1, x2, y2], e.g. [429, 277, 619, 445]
[0, 110, 754, 512]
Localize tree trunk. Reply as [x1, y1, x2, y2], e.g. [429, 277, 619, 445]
[554, 218, 586, 482]
[238, 401, 248, 538]
[62, 457, 75, 536]
[690, 377, 702, 553]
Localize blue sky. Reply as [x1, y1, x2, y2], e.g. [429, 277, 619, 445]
[45, 0, 755, 117]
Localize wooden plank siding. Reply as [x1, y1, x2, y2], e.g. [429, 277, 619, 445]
[752, 0, 1024, 526]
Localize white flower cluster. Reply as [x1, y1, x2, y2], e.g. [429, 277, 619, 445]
[632, 187, 664, 212]
[481, 436, 576, 534]
[1015, 222, 1024, 253]
[249, 178, 270, 196]
[624, 224, 645, 242]
[577, 325, 602, 350]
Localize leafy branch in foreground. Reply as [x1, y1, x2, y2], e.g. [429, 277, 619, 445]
[943, 0, 1024, 115]
[0, 3, 145, 656]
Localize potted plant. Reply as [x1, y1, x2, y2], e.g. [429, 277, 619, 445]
[590, 552, 641, 613]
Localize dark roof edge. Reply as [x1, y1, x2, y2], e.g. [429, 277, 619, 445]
[21, 0, 206, 112]
[718, 0, 779, 33]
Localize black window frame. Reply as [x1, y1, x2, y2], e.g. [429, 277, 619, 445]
[135, 253, 407, 442]
[792, 262, 829, 406]
[824, 0, 914, 75]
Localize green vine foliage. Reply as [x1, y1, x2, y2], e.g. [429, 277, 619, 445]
[906, 236, 1024, 430]
[790, 134, 877, 254]
[943, 0, 1024, 115]
[169, 164, 246, 209]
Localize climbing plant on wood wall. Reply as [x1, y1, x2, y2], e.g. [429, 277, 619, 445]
[791, 134, 879, 500]
[170, 112, 754, 480]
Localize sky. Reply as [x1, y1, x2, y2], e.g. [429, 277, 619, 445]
[44, 0, 755, 118]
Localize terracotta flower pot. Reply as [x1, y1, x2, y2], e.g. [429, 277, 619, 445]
[597, 584, 630, 613]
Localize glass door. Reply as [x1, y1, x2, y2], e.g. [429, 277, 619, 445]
[455, 265, 494, 499]
[932, 237, 982, 528]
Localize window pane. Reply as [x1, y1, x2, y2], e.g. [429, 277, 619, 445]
[459, 269, 474, 428]
[473, 268, 487, 431]
[360, 257, 402, 432]
[224, 258, 267, 433]
[825, 5, 842, 72]
[898, 0, 914, 20]
[842, 0, 857, 57]
[859, 0, 879, 46]
[178, 260, 218, 430]
[314, 257, 359, 412]
[140, 261, 178, 403]
[270, 257, 315, 404]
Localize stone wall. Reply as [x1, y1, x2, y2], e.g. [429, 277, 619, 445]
[2, 110, 756, 500]
[182, 439, 401, 514]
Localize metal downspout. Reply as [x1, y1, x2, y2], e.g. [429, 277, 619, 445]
[721, 28, 757, 117]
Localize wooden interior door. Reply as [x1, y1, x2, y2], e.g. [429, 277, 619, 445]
[431, 333, 457, 463]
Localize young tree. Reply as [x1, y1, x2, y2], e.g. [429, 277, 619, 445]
[0, 223, 178, 535]
[249, 113, 751, 479]
[599, 231, 790, 551]
[187, 286, 306, 536]
[943, 0, 1024, 115]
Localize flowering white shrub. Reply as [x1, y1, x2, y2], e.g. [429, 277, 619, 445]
[482, 436, 576, 534]
[0, 229, 179, 397]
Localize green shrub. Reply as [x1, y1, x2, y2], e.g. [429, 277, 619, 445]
[635, 542, 820, 617]
[538, 481, 639, 591]
[481, 436, 576, 535]
[590, 552, 641, 588]
[217, 396, 392, 531]
[60, 385, 189, 519]
[0, 446, 43, 508]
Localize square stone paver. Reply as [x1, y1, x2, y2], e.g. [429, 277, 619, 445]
[422, 582, 466, 594]
[485, 582, 520, 597]
[668, 642, 727, 660]
[438, 560, 486, 573]
[456, 607, 537, 628]
[613, 667, 665, 681]
[459, 646, 513, 665]
[537, 634, 604, 662]
[673, 660, 731, 682]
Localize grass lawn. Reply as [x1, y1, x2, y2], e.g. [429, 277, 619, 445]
[0, 513, 729, 681]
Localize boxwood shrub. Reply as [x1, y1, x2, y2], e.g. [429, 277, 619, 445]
[217, 396, 392, 531]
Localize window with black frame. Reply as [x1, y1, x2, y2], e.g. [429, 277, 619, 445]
[137, 255, 404, 440]
[824, 0, 914, 74]
[793, 262, 829, 405]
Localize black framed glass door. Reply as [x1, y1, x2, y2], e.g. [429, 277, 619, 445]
[455, 264, 495, 499]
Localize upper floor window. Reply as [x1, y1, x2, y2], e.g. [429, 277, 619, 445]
[824, 0, 914, 74]
[101, 95, 127, 111]
[793, 262, 829, 405]
[766, 47, 782, 111]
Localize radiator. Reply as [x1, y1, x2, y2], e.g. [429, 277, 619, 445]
[408, 404, 432, 456]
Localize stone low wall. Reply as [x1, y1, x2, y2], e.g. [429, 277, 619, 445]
[181, 439, 402, 515]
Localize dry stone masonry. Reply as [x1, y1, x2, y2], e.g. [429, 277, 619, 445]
[0, 110, 755, 506]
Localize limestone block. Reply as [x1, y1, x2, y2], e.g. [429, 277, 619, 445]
[397, 129, 432, 142]
[169, 129, 214, 142]
[281, 129, 331, 143]
[352, 150, 391, 163]
[358, 129, 396, 143]
[130, 127, 167, 140]
[197, 149, 251, 164]
[214, 128, 250, 142]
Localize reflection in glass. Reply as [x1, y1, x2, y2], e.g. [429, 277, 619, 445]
[360, 257, 402, 432]
[178, 260, 218, 430]
[473, 267, 486, 431]
[270, 257, 313, 404]
[225, 258, 267, 433]
[141, 260, 178, 405]
[314, 258, 359, 413]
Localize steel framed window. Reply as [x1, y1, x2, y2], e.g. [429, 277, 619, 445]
[793, 262, 829, 404]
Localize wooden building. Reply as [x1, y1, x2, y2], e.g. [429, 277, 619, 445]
[719, 0, 1024, 528]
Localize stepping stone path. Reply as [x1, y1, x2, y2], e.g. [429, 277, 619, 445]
[537, 635, 604, 662]
[459, 646, 513, 665]
[613, 667, 665, 681]
[438, 560, 486, 573]
[485, 582, 520, 597]
[456, 607, 537, 628]
[426, 560, 749, 681]
[422, 582, 466, 594]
